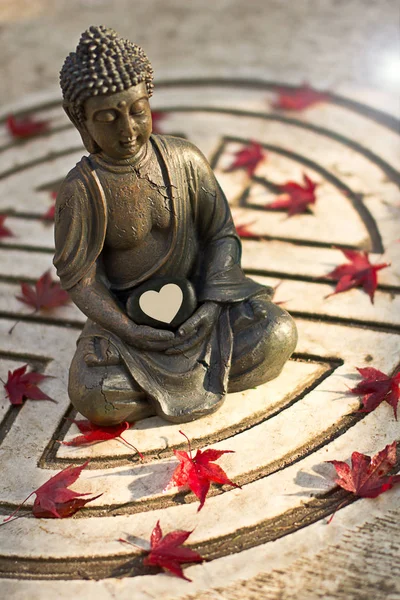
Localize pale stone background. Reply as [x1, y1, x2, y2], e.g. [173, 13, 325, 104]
[0, 1, 399, 599]
[0, 0, 399, 105]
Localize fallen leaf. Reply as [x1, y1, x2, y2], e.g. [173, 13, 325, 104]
[6, 114, 49, 139]
[119, 520, 204, 581]
[328, 441, 400, 498]
[60, 419, 143, 457]
[267, 173, 318, 216]
[272, 84, 329, 111]
[151, 111, 167, 134]
[325, 248, 390, 303]
[165, 431, 240, 511]
[350, 367, 400, 419]
[3, 461, 101, 521]
[42, 204, 56, 221]
[234, 220, 258, 239]
[224, 141, 266, 177]
[42, 193, 57, 222]
[0, 215, 14, 238]
[3, 364, 54, 405]
[16, 271, 70, 312]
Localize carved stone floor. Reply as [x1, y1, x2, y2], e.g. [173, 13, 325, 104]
[0, 2, 399, 599]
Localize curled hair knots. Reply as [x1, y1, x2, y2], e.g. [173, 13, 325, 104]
[60, 26, 154, 126]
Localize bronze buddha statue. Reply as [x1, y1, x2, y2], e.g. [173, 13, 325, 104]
[54, 26, 297, 425]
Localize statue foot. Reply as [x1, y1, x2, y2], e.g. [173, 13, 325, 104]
[69, 339, 156, 425]
[84, 336, 121, 367]
[228, 301, 297, 393]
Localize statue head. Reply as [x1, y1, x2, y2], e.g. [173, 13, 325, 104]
[60, 26, 154, 155]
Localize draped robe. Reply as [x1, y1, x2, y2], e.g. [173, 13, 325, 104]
[54, 135, 294, 423]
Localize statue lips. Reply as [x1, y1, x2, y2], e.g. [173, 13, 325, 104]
[119, 139, 138, 156]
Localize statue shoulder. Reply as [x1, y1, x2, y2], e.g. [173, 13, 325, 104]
[56, 157, 90, 209]
[152, 134, 209, 169]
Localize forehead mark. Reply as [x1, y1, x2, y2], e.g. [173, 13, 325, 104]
[117, 100, 128, 109]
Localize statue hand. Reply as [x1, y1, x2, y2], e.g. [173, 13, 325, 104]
[249, 295, 269, 319]
[125, 323, 176, 351]
[165, 302, 220, 355]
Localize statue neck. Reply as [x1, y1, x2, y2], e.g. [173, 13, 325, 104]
[93, 140, 151, 173]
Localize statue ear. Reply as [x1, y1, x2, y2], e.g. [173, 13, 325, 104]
[77, 127, 100, 154]
[63, 102, 100, 154]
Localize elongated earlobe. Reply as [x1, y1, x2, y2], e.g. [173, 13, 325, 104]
[63, 103, 100, 154]
[78, 127, 100, 154]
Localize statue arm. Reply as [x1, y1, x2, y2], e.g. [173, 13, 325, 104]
[68, 261, 135, 343]
[164, 143, 268, 356]
[186, 145, 270, 303]
[69, 261, 175, 349]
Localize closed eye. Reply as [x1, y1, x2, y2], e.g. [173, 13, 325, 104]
[130, 99, 148, 116]
[94, 110, 117, 123]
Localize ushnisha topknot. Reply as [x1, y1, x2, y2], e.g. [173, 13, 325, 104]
[60, 25, 154, 125]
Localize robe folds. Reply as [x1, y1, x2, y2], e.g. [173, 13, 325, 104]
[54, 134, 283, 423]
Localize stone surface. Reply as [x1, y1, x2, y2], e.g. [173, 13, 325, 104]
[0, 2, 399, 599]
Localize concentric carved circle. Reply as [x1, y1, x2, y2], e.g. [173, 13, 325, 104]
[0, 80, 399, 588]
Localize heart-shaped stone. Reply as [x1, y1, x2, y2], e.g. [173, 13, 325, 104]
[126, 277, 197, 329]
[139, 283, 183, 324]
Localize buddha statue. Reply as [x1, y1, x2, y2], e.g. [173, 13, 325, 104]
[54, 26, 297, 425]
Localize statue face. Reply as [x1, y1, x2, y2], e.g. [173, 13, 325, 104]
[84, 82, 152, 159]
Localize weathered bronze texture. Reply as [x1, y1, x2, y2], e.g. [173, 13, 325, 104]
[54, 26, 297, 424]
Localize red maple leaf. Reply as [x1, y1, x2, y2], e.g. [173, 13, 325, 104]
[42, 193, 56, 222]
[328, 441, 400, 499]
[234, 220, 258, 239]
[224, 141, 266, 177]
[267, 173, 318, 216]
[60, 419, 143, 457]
[325, 248, 390, 303]
[42, 190, 57, 221]
[3, 461, 101, 522]
[0, 215, 14, 238]
[120, 520, 204, 581]
[350, 367, 400, 419]
[165, 431, 240, 511]
[41, 204, 56, 221]
[272, 84, 329, 111]
[16, 271, 70, 312]
[151, 111, 167, 134]
[6, 114, 49, 139]
[3, 364, 54, 405]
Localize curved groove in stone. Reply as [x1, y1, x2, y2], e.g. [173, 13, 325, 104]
[0, 104, 395, 257]
[1, 440, 399, 581]
[1, 78, 397, 133]
[167, 105, 400, 187]
[39, 355, 342, 470]
[0, 490, 365, 581]
[154, 79, 400, 135]
[0, 146, 83, 181]
[224, 136, 384, 254]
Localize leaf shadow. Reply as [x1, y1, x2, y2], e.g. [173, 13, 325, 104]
[285, 462, 337, 497]
[99, 459, 178, 502]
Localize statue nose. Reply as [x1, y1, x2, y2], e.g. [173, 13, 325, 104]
[120, 115, 136, 138]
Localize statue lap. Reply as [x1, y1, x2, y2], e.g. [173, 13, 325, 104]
[68, 297, 297, 425]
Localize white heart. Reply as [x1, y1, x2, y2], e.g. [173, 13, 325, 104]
[139, 284, 183, 324]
